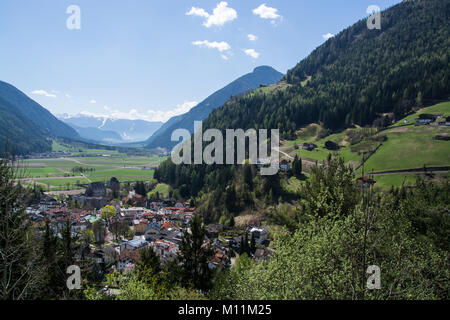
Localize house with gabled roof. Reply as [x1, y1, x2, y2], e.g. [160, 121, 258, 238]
[119, 238, 148, 254]
[117, 249, 141, 272]
[153, 239, 178, 257]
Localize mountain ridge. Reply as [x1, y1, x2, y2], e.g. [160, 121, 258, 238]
[145, 65, 284, 150]
[0, 80, 80, 154]
[59, 114, 163, 143]
[0, 81, 79, 140]
[203, 0, 450, 138]
[154, 0, 450, 224]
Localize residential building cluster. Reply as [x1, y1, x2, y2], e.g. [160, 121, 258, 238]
[25, 182, 272, 277]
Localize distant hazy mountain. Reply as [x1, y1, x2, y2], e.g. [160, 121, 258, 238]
[0, 80, 80, 154]
[68, 123, 123, 143]
[145, 66, 284, 150]
[59, 114, 163, 142]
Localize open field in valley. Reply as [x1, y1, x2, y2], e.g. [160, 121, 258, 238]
[19, 155, 165, 191]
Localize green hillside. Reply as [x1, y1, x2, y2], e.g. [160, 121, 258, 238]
[154, 0, 450, 224]
[361, 102, 450, 173]
[0, 80, 80, 155]
[281, 102, 450, 172]
[0, 81, 79, 139]
[0, 96, 52, 154]
[204, 0, 450, 136]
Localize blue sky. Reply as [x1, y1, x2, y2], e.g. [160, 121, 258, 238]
[0, 0, 401, 122]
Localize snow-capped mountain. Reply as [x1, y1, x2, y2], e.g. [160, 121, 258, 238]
[58, 114, 163, 143]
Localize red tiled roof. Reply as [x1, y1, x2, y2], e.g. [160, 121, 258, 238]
[154, 239, 176, 250]
[143, 212, 155, 217]
[160, 221, 179, 230]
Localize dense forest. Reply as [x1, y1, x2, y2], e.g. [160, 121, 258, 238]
[0, 80, 80, 155]
[205, 0, 450, 137]
[0, 96, 52, 155]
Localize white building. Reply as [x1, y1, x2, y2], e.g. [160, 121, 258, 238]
[248, 227, 268, 245]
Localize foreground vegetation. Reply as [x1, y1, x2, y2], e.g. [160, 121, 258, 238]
[3, 154, 448, 300]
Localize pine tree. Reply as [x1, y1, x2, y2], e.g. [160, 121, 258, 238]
[0, 155, 40, 299]
[243, 164, 254, 190]
[178, 214, 214, 292]
[41, 220, 59, 299]
[292, 155, 303, 178]
[250, 232, 256, 255]
[244, 232, 250, 256]
[139, 247, 161, 275]
[60, 219, 75, 268]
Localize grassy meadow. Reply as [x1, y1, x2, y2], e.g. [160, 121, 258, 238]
[20, 141, 166, 191]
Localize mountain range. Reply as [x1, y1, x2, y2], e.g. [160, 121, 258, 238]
[0, 65, 283, 154]
[58, 114, 163, 143]
[145, 66, 284, 151]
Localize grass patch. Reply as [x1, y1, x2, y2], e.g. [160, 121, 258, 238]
[360, 130, 449, 173]
[372, 174, 418, 190]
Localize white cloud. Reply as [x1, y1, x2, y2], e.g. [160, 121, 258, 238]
[146, 101, 198, 122]
[192, 40, 231, 52]
[244, 49, 260, 59]
[65, 94, 71, 99]
[253, 4, 281, 20]
[248, 34, 258, 41]
[31, 90, 57, 98]
[322, 33, 334, 40]
[187, 1, 237, 28]
[79, 101, 198, 123]
[221, 55, 229, 60]
[186, 7, 209, 18]
[90, 99, 97, 104]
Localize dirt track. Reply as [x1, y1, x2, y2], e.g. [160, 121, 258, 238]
[370, 166, 450, 175]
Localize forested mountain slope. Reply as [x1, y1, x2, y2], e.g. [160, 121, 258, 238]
[204, 0, 450, 138]
[0, 81, 79, 140]
[0, 80, 82, 155]
[154, 0, 450, 224]
[0, 96, 51, 154]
